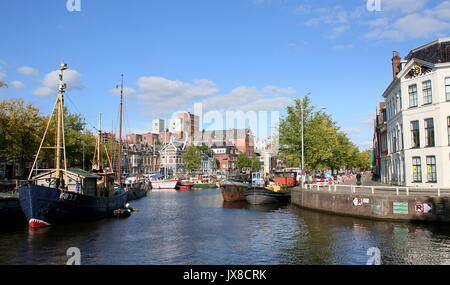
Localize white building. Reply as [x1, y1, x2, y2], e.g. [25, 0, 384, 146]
[152, 119, 166, 134]
[380, 38, 450, 188]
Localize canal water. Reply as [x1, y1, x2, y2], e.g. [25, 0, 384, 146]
[2, 189, 450, 265]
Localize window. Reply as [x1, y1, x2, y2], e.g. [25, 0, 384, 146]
[410, 121, 420, 148]
[446, 77, 450, 101]
[412, 157, 422, 183]
[426, 156, 437, 183]
[409, 84, 418, 107]
[422, 80, 432, 104]
[448, 117, 450, 145]
[424, 118, 435, 147]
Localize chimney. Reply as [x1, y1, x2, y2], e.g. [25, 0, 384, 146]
[392, 51, 401, 79]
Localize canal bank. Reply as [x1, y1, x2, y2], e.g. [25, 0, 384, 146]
[291, 185, 450, 223]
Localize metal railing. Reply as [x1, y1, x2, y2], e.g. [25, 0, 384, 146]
[303, 183, 450, 197]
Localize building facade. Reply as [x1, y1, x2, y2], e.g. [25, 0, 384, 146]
[379, 38, 450, 188]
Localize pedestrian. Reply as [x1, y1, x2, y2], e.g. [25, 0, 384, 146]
[356, 172, 362, 186]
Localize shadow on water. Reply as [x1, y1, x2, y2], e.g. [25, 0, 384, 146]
[222, 201, 290, 212]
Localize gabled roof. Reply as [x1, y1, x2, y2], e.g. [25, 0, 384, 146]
[382, 58, 435, 98]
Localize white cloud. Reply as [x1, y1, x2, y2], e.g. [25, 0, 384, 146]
[33, 69, 83, 97]
[364, 1, 450, 41]
[294, 4, 312, 14]
[198, 85, 294, 113]
[262, 85, 295, 95]
[0, 72, 6, 80]
[17, 66, 38, 77]
[332, 44, 354, 50]
[358, 141, 373, 150]
[341, 127, 361, 135]
[109, 86, 137, 98]
[381, 0, 430, 14]
[198, 86, 263, 112]
[10, 80, 26, 89]
[359, 117, 374, 125]
[328, 25, 349, 39]
[131, 76, 219, 117]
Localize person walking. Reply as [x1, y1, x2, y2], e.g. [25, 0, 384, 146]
[356, 172, 362, 186]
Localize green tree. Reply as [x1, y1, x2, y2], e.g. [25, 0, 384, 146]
[279, 96, 338, 170]
[182, 145, 201, 172]
[251, 154, 261, 172]
[236, 153, 251, 171]
[357, 150, 371, 170]
[0, 99, 45, 178]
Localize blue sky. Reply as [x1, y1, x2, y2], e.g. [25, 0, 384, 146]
[1, 0, 449, 149]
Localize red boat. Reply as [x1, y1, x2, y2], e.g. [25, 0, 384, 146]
[176, 185, 191, 191]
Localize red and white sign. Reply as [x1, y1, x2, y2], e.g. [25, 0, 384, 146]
[415, 203, 432, 214]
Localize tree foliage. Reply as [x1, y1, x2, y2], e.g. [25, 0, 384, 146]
[0, 98, 96, 178]
[279, 96, 370, 172]
[236, 153, 261, 172]
[182, 145, 201, 172]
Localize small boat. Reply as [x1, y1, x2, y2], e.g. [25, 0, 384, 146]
[176, 185, 191, 191]
[123, 177, 151, 201]
[191, 182, 218, 189]
[149, 174, 178, 189]
[180, 181, 194, 187]
[113, 208, 131, 218]
[190, 176, 218, 189]
[245, 186, 291, 205]
[220, 180, 250, 202]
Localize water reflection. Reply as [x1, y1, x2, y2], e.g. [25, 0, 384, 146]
[2, 189, 450, 264]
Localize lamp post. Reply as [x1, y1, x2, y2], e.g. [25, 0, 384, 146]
[300, 93, 326, 189]
[300, 93, 310, 189]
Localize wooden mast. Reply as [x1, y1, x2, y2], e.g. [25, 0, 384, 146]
[28, 63, 68, 185]
[92, 113, 103, 171]
[117, 74, 124, 185]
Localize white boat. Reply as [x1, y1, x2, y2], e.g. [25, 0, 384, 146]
[149, 174, 178, 189]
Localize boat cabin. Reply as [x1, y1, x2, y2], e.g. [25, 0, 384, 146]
[32, 168, 112, 197]
[251, 172, 265, 186]
[273, 171, 297, 186]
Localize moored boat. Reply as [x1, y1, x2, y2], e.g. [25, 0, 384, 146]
[150, 174, 178, 189]
[245, 187, 291, 205]
[18, 63, 128, 228]
[191, 182, 218, 189]
[220, 180, 250, 202]
[176, 185, 191, 191]
[124, 177, 151, 201]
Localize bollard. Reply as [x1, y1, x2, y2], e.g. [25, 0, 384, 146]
[396, 187, 399, 196]
[317, 184, 320, 191]
[334, 185, 337, 192]
[371, 186, 374, 194]
[438, 187, 441, 197]
[328, 185, 331, 192]
[406, 188, 409, 196]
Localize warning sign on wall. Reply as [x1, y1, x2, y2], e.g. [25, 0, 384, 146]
[415, 203, 432, 214]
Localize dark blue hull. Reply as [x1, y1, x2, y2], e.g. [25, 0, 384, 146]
[19, 184, 127, 227]
[125, 184, 151, 202]
[245, 188, 291, 205]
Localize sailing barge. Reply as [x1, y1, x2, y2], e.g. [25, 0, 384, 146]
[19, 63, 127, 228]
